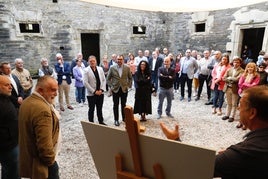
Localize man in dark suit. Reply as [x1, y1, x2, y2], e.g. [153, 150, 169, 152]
[148, 51, 163, 94]
[0, 62, 24, 109]
[54, 53, 73, 111]
[107, 54, 132, 126]
[0, 75, 19, 179]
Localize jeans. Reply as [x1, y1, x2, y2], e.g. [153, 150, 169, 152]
[174, 73, 180, 90]
[213, 85, 224, 109]
[180, 73, 193, 98]
[0, 145, 19, 179]
[87, 94, 104, 123]
[157, 87, 173, 115]
[197, 74, 211, 100]
[112, 88, 128, 121]
[76, 86, 85, 103]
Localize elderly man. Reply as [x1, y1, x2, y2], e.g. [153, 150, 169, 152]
[12, 58, 33, 98]
[19, 76, 60, 179]
[0, 76, 19, 179]
[160, 85, 268, 178]
[54, 53, 73, 111]
[38, 58, 57, 78]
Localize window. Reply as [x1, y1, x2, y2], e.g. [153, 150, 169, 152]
[19, 23, 40, 33]
[195, 23, 205, 32]
[52, 0, 58, 3]
[133, 26, 146, 34]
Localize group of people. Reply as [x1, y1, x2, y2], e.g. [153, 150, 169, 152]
[1, 47, 268, 179]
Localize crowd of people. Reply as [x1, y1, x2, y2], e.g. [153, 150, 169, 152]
[1, 47, 268, 178]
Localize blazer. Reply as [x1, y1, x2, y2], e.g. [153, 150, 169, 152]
[73, 66, 85, 88]
[211, 63, 231, 90]
[179, 56, 198, 79]
[19, 93, 59, 179]
[83, 66, 106, 96]
[148, 57, 163, 72]
[107, 64, 132, 93]
[54, 62, 72, 85]
[10, 74, 24, 108]
[223, 66, 244, 93]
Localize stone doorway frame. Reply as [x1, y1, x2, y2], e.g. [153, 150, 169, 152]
[228, 21, 268, 59]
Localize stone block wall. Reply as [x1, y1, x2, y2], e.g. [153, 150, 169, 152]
[0, 0, 267, 72]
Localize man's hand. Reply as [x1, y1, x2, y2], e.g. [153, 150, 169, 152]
[160, 122, 180, 141]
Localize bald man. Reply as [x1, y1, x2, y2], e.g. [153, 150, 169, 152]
[0, 75, 19, 179]
[19, 76, 60, 179]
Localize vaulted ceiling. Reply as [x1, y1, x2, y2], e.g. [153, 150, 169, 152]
[80, 0, 267, 12]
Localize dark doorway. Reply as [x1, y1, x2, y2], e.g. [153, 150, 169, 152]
[81, 33, 100, 64]
[241, 28, 265, 62]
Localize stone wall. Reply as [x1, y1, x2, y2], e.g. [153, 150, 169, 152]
[0, 0, 268, 72]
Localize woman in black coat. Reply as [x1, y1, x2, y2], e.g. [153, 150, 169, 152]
[133, 61, 152, 121]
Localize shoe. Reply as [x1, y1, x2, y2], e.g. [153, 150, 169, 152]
[99, 122, 107, 125]
[236, 123, 243, 128]
[67, 105, 74, 110]
[157, 114, 161, 119]
[217, 111, 222, 116]
[79, 103, 83, 107]
[242, 125, 247, 130]
[167, 114, 174, 118]
[60, 107, 65, 111]
[222, 116, 229, 120]
[152, 92, 157, 97]
[140, 115, 147, 122]
[228, 117, 234, 122]
[114, 121, 120, 126]
[195, 97, 200, 101]
[212, 110, 216, 114]
[188, 97, 191, 102]
[180, 97, 184, 101]
[205, 101, 213, 105]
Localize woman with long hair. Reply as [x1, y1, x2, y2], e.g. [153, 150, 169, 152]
[133, 61, 152, 121]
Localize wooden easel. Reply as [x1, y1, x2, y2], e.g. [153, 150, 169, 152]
[115, 106, 165, 179]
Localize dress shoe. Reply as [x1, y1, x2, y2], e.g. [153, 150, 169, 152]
[222, 116, 229, 120]
[114, 120, 120, 126]
[205, 101, 213, 105]
[179, 97, 184, 101]
[236, 123, 243, 128]
[188, 97, 191, 102]
[195, 97, 200, 101]
[167, 114, 174, 118]
[67, 105, 74, 110]
[60, 107, 65, 111]
[157, 114, 161, 119]
[99, 122, 107, 125]
[228, 117, 234, 122]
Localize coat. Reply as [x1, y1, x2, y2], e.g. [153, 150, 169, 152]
[223, 66, 244, 93]
[19, 92, 60, 179]
[211, 63, 231, 90]
[83, 66, 106, 96]
[107, 64, 132, 93]
[54, 62, 72, 85]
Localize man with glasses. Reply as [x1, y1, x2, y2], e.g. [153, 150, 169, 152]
[107, 55, 132, 126]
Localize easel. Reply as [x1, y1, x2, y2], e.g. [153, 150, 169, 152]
[115, 106, 165, 179]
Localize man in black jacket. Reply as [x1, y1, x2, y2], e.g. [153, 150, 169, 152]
[0, 62, 24, 109]
[0, 75, 19, 179]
